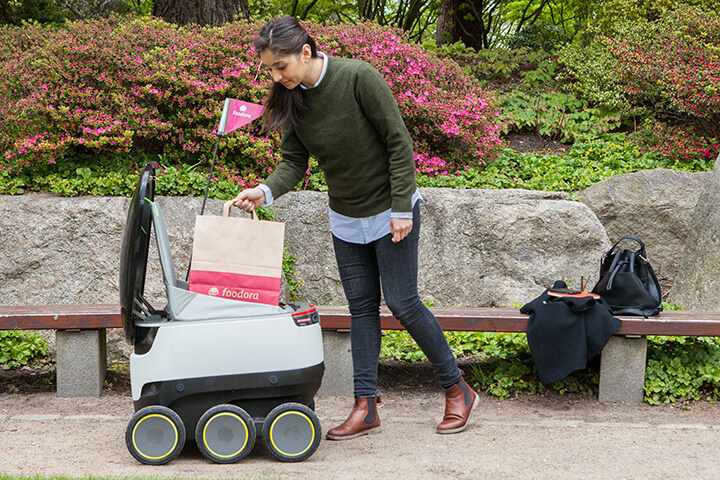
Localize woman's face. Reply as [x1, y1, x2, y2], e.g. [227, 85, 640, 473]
[259, 44, 312, 90]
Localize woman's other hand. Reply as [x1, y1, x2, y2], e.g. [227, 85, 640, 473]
[390, 217, 413, 243]
[231, 188, 266, 212]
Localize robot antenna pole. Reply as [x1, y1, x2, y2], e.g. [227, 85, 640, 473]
[186, 133, 221, 282]
[200, 134, 222, 216]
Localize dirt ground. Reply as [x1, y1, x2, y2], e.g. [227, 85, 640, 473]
[504, 132, 571, 155]
[2, 362, 720, 480]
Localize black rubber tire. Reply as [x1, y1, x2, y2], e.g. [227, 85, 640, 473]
[262, 403, 321, 462]
[125, 405, 186, 465]
[195, 404, 256, 464]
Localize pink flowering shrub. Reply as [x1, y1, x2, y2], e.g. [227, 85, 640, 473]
[602, 6, 720, 138]
[0, 16, 500, 183]
[630, 118, 719, 170]
[0, 17, 277, 188]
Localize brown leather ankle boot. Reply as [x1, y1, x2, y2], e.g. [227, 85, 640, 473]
[326, 396, 382, 440]
[436, 377, 479, 434]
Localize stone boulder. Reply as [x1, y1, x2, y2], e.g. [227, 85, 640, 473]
[0, 194, 212, 307]
[668, 156, 720, 310]
[0, 194, 219, 359]
[1, 189, 610, 356]
[272, 188, 610, 307]
[578, 168, 710, 283]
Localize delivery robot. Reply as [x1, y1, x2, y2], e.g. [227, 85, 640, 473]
[119, 163, 324, 465]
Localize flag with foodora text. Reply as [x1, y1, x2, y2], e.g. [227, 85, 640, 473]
[217, 99, 265, 135]
[189, 201, 285, 305]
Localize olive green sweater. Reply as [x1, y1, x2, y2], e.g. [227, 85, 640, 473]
[262, 56, 417, 218]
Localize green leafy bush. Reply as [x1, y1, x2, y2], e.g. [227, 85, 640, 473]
[645, 336, 720, 405]
[381, 330, 596, 400]
[464, 332, 543, 400]
[557, 36, 633, 112]
[281, 248, 302, 302]
[416, 134, 672, 193]
[0, 331, 48, 369]
[440, 47, 547, 86]
[499, 89, 622, 142]
[481, 53, 624, 142]
[506, 21, 572, 53]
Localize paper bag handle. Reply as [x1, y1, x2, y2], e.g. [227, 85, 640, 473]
[223, 200, 259, 220]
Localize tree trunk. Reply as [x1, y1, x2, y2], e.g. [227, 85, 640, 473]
[435, 0, 458, 47]
[435, 0, 487, 50]
[152, 0, 249, 27]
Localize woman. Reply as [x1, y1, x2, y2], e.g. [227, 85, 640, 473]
[232, 16, 478, 439]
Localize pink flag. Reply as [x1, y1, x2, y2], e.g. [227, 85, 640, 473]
[217, 99, 264, 135]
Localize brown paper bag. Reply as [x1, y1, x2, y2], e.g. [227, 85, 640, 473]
[188, 201, 285, 305]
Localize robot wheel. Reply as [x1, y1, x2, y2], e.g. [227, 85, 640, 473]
[195, 404, 256, 464]
[262, 402, 321, 462]
[125, 405, 186, 465]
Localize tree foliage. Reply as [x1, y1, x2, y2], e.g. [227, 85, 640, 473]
[1, 0, 152, 24]
[4, 0, 718, 52]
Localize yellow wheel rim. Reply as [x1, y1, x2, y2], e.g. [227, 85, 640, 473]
[132, 413, 179, 460]
[269, 411, 315, 457]
[202, 412, 249, 459]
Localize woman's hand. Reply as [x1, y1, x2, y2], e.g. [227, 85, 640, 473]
[390, 218, 413, 243]
[231, 188, 266, 213]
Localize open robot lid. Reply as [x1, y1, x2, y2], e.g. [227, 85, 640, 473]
[119, 162, 156, 344]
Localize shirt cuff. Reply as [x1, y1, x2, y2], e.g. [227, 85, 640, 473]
[258, 184, 274, 207]
[390, 211, 413, 219]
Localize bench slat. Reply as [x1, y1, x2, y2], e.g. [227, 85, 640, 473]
[316, 306, 530, 332]
[616, 316, 720, 337]
[1, 304, 719, 337]
[315, 306, 720, 337]
[0, 305, 123, 330]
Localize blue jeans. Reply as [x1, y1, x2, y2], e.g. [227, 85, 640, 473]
[332, 204, 463, 398]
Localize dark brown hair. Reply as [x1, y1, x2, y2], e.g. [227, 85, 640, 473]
[254, 16, 318, 131]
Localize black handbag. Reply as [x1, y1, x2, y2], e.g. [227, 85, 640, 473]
[591, 235, 663, 317]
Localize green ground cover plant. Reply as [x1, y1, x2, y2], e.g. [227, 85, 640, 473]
[645, 336, 720, 405]
[0, 331, 48, 370]
[381, 321, 720, 404]
[5, 133, 706, 198]
[415, 133, 686, 193]
[498, 89, 622, 143]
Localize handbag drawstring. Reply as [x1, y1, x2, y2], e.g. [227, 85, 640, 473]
[606, 260, 630, 291]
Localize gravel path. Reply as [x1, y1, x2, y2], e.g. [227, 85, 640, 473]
[2, 389, 719, 480]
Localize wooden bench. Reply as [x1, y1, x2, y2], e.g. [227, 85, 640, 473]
[317, 306, 720, 402]
[2, 305, 720, 402]
[0, 305, 121, 397]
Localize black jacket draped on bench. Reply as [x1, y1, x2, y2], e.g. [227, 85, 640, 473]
[520, 281, 622, 385]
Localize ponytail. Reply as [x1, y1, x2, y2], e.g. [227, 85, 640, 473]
[254, 17, 318, 131]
